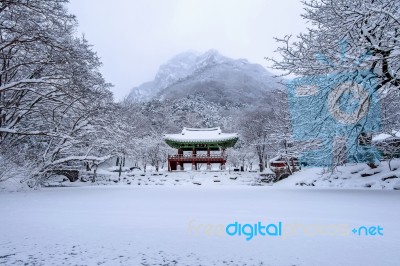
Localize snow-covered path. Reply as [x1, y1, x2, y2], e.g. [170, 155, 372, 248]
[0, 186, 399, 265]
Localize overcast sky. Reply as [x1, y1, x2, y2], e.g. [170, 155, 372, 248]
[68, 0, 307, 100]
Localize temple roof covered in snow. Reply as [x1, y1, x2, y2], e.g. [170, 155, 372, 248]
[163, 127, 238, 150]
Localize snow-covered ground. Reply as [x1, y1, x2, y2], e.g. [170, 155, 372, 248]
[30, 159, 400, 191]
[1, 161, 400, 265]
[0, 185, 399, 265]
[276, 160, 400, 190]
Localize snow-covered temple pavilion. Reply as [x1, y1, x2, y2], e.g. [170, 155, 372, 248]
[164, 127, 239, 171]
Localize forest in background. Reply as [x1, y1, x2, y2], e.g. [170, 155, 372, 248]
[1, 0, 399, 186]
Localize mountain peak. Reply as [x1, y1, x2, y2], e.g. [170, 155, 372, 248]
[195, 49, 228, 68]
[127, 50, 281, 103]
[149, 50, 228, 94]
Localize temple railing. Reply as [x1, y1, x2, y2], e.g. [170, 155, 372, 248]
[168, 154, 227, 161]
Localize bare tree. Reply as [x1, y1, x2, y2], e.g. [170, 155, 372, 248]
[268, 0, 398, 168]
[0, 0, 114, 184]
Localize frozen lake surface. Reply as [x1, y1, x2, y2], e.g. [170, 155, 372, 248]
[0, 186, 399, 265]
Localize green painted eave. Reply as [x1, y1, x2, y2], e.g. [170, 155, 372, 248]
[165, 137, 239, 150]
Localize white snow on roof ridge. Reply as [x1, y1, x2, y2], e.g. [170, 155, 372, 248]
[183, 127, 221, 132]
[164, 127, 238, 142]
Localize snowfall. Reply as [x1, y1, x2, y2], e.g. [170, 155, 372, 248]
[1, 160, 400, 265]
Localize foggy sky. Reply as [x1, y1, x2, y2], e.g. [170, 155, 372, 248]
[68, 0, 307, 100]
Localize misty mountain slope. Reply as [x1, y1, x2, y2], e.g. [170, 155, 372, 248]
[127, 51, 201, 101]
[127, 50, 283, 105]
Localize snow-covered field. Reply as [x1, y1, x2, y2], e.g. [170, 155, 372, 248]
[276, 160, 400, 190]
[0, 184, 399, 265]
[2, 159, 397, 191]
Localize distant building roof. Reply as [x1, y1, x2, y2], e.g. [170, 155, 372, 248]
[372, 131, 400, 142]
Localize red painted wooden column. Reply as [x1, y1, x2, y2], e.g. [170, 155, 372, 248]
[192, 148, 197, 170]
[207, 148, 211, 170]
[221, 148, 226, 170]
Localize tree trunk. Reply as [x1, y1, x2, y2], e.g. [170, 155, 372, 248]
[258, 153, 264, 172]
[92, 165, 97, 183]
